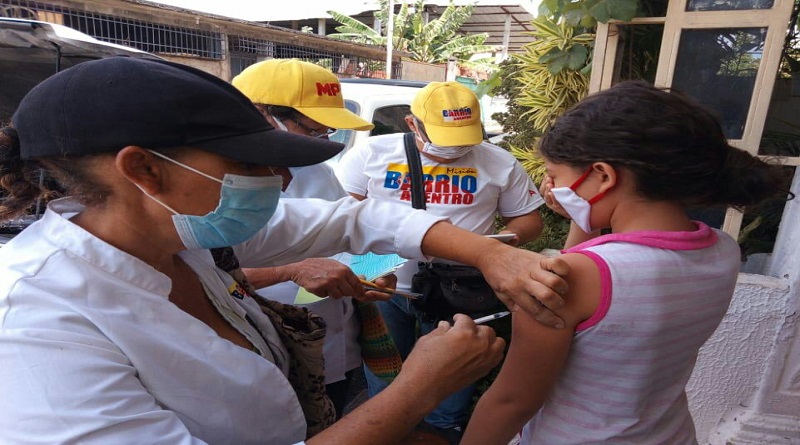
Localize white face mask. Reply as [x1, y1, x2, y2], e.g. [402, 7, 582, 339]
[421, 141, 475, 159]
[549, 168, 607, 234]
[413, 130, 474, 160]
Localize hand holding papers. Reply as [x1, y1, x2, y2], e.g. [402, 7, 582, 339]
[293, 252, 409, 304]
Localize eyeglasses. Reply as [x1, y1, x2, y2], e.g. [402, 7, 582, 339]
[293, 118, 337, 139]
[412, 117, 432, 143]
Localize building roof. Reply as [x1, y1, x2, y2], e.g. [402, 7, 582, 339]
[146, 0, 537, 54]
[442, 3, 536, 53]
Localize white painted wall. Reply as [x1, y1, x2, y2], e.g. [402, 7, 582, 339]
[688, 274, 790, 443]
[687, 169, 800, 444]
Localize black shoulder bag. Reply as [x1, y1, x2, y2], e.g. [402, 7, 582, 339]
[403, 133, 504, 321]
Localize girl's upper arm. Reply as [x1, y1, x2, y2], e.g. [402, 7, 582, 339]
[464, 252, 601, 444]
[502, 251, 601, 403]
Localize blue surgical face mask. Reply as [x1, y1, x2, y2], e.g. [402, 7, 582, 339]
[136, 150, 283, 250]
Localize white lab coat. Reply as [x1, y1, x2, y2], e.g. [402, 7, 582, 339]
[0, 196, 445, 444]
[258, 164, 360, 384]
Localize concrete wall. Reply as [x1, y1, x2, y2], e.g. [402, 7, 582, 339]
[687, 274, 790, 443]
[688, 169, 800, 444]
[400, 60, 446, 82]
[160, 56, 231, 81]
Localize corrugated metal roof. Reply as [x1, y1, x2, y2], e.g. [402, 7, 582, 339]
[145, 1, 537, 54]
[282, 4, 536, 54]
[456, 4, 535, 53]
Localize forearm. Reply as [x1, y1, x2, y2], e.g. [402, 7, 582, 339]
[462, 391, 537, 445]
[463, 310, 574, 445]
[307, 377, 439, 445]
[241, 265, 292, 289]
[420, 221, 520, 266]
[421, 221, 573, 328]
[309, 315, 504, 444]
[502, 211, 543, 245]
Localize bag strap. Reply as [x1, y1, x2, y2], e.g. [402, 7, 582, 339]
[403, 132, 426, 210]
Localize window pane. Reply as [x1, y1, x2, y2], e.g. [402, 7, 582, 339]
[686, 208, 726, 229]
[760, 80, 800, 157]
[686, 0, 774, 11]
[229, 53, 256, 78]
[371, 105, 411, 136]
[672, 27, 766, 139]
[612, 24, 664, 85]
[329, 100, 362, 149]
[328, 129, 353, 146]
[738, 166, 795, 258]
[641, 0, 669, 17]
[343, 99, 360, 115]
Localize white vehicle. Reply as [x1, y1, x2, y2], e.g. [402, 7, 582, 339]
[328, 78, 426, 161]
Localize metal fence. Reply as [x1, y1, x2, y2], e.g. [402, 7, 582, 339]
[1, 0, 401, 79]
[1, 0, 223, 58]
[229, 35, 402, 79]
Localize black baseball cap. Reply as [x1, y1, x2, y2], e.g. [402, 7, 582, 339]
[11, 56, 344, 166]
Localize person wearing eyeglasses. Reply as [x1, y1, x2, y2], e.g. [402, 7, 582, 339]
[231, 59, 381, 419]
[233, 59, 373, 197]
[288, 117, 337, 139]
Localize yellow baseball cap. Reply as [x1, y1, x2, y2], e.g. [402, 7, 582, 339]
[410, 81, 483, 146]
[232, 59, 374, 131]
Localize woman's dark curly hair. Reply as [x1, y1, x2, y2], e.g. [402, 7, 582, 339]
[0, 126, 111, 221]
[538, 80, 792, 208]
[1, 126, 47, 220]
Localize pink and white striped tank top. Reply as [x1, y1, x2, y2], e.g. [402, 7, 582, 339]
[522, 222, 741, 444]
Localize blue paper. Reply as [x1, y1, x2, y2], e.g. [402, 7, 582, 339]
[333, 252, 407, 281]
[352, 252, 406, 281]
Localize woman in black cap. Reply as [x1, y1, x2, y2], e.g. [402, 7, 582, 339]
[0, 57, 568, 444]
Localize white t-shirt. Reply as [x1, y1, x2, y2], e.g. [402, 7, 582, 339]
[258, 164, 362, 384]
[336, 133, 544, 290]
[284, 164, 347, 200]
